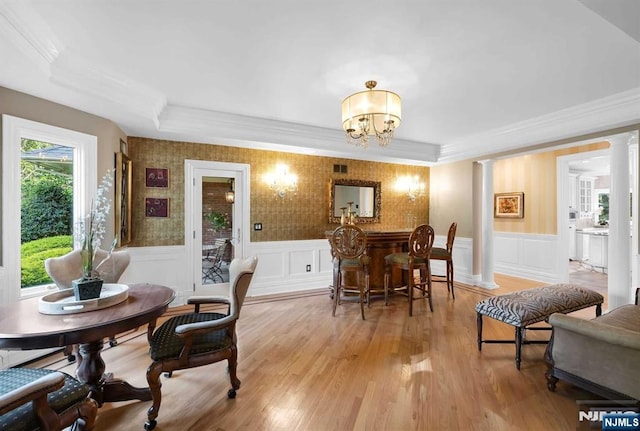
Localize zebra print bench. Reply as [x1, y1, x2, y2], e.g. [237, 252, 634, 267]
[475, 284, 603, 369]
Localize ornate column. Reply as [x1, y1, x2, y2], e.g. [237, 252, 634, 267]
[479, 159, 499, 289]
[607, 133, 633, 309]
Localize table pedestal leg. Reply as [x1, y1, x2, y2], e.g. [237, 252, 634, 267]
[77, 340, 152, 406]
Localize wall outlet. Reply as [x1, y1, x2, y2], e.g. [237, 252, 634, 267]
[306, 264, 311, 272]
[254, 223, 262, 231]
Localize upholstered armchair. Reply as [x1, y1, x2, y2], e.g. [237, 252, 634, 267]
[144, 256, 258, 430]
[0, 368, 97, 431]
[44, 248, 130, 359]
[44, 248, 130, 289]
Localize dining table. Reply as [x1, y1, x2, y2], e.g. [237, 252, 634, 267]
[0, 283, 175, 406]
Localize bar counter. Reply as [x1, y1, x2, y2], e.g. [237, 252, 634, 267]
[326, 229, 412, 293]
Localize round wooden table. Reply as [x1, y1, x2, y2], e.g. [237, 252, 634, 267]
[0, 284, 175, 406]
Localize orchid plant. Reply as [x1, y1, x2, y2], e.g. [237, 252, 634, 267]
[76, 169, 115, 279]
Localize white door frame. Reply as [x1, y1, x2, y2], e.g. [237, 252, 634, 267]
[184, 160, 250, 295]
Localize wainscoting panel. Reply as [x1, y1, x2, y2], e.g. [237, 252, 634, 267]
[494, 233, 560, 284]
[108, 237, 477, 304]
[430, 236, 474, 286]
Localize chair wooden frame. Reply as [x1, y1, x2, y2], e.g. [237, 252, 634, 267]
[329, 225, 370, 320]
[0, 370, 98, 431]
[144, 256, 258, 430]
[430, 222, 457, 299]
[384, 224, 435, 316]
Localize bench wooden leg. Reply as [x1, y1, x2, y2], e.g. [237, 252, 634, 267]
[515, 327, 523, 370]
[596, 303, 602, 317]
[476, 312, 483, 351]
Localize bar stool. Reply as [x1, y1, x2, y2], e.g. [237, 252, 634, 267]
[384, 224, 435, 316]
[329, 224, 370, 320]
[430, 222, 457, 299]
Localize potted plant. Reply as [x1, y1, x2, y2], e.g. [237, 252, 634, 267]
[206, 210, 230, 233]
[72, 170, 115, 301]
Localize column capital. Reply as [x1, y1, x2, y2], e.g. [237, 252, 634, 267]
[607, 131, 636, 147]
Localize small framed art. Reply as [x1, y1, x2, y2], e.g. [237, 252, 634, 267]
[494, 192, 524, 218]
[145, 198, 169, 218]
[146, 167, 169, 188]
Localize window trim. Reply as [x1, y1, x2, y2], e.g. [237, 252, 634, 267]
[2, 115, 97, 303]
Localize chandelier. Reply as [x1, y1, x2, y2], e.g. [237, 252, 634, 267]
[341, 80, 402, 148]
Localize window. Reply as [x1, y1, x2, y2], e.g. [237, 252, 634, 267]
[2, 115, 97, 303]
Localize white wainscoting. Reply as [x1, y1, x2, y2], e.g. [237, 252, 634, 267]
[119, 236, 475, 305]
[494, 232, 561, 284]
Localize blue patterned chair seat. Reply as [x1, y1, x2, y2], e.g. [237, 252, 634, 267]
[0, 368, 92, 431]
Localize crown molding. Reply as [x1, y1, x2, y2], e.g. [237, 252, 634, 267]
[0, 1, 62, 74]
[156, 105, 439, 166]
[49, 51, 167, 126]
[439, 87, 640, 162]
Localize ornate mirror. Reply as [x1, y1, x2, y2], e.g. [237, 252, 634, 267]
[329, 179, 381, 224]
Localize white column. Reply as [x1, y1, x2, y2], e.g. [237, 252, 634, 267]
[607, 133, 633, 309]
[479, 159, 499, 289]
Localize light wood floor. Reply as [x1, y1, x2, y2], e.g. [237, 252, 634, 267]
[30, 273, 607, 431]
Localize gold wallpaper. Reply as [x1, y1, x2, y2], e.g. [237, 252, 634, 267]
[128, 138, 430, 246]
[493, 141, 610, 235]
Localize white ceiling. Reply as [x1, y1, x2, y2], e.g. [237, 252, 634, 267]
[1, 0, 639, 166]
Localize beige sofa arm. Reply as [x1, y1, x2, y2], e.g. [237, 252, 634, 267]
[549, 313, 640, 350]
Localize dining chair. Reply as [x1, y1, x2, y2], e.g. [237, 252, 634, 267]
[384, 224, 435, 316]
[328, 224, 370, 320]
[144, 256, 258, 431]
[202, 238, 229, 283]
[430, 222, 457, 299]
[44, 248, 130, 361]
[0, 368, 98, 431]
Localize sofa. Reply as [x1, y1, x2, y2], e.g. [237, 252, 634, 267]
[545, 289, 640, 399]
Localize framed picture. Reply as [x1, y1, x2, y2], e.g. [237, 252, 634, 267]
[115, 152, 132, 246]
[145, 198, 169, 218]
[146, 168, 169, 188]
[494, 192, 524, 218]
[119, 139, 128, 156]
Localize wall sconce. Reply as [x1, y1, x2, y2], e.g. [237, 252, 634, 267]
[225, 179, 235, 203]
[264, 164, 298, 199]
[395, 175, 426, 201]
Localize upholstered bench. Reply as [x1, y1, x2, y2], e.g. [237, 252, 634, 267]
[475, 284, 603, 369]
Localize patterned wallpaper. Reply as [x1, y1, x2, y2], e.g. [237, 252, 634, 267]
[127, 137, 430, 245]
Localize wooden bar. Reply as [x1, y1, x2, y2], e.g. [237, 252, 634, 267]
[326, 229, 411, 295]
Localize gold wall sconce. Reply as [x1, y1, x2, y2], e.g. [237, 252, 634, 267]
[395, 175, 426, 201]
[264, 164, 298, 199]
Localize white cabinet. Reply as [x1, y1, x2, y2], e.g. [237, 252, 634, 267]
[588, 234, 608, 271]
[569, 223, 577, 259]
[569, 173, 578, 210]
[578, 176, 595, 217]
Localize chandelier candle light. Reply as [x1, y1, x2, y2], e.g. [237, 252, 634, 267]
[342, 80, 402, 148]
[264, 164, 298, 199]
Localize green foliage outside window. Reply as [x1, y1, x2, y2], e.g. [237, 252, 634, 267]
[21, 235, 72, 287]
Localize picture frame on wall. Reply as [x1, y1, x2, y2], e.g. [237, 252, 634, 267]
[145, 167, 169, 188]
[119, 139, 128, 156]
[145, 197, 169, 218]
[115, 152, 132, 246]
[494, 192, 524, 218]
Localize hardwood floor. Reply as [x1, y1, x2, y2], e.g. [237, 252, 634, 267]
[30, 275, 608, 431]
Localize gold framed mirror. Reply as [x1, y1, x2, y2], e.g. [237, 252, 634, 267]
[329, 179, 381, 224]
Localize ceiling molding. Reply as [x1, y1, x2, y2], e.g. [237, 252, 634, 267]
[0, 1, 62, 74]
[439, 87, 640, 162]
[156, 105, 439, 166]
[49, 50, 167, 127]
